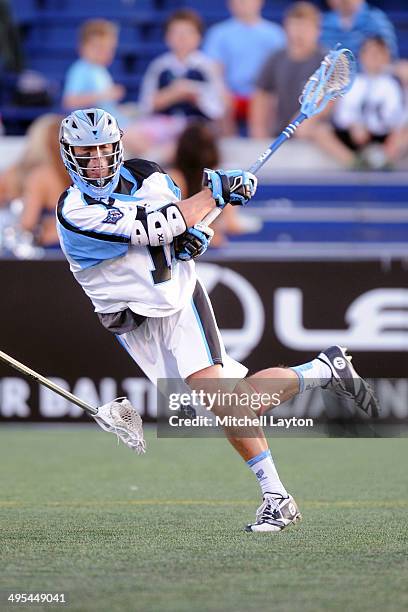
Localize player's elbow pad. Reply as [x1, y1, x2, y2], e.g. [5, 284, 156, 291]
[130, 204, 187, 247]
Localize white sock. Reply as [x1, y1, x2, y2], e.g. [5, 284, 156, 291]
[247, 449, 288, 498]
[290, 358, 332, 392]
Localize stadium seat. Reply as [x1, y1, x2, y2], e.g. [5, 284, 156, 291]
[11, 0, 44, 20]
[40, 0, 154, 13]
[228, 181, 408, 245]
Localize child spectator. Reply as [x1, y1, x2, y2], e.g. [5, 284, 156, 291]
[331, 36, 405, 169]
[249, 2, 324, 138]
[204, 0, 285, 130]
[62, 20, 126, 124]
[139, 10, 227, 124]
[321, 0, 398, 59]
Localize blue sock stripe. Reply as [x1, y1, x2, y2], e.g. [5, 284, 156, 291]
[246, 449, 271, 467]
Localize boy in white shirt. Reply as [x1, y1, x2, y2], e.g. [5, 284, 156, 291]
[332, 36, 405, 168]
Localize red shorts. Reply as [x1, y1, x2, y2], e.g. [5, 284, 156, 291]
[233, 95, 250, 122]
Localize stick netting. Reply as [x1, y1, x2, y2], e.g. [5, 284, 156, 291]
[323, 49, 355, 95]
[93, 398, 146, 454]
[300, 48, 356, 115]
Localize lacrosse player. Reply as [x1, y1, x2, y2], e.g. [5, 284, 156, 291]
[57, 108, 378, 532]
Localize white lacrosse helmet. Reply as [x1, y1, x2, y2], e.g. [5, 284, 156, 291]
[60, 108, 124, 199]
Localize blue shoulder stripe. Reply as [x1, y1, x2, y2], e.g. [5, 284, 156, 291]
[59, 223, 128, 270]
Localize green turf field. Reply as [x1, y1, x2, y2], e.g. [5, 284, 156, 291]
[1, 427, 407, 612]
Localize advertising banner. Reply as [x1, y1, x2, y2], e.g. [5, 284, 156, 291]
[0, 259, 407, 422]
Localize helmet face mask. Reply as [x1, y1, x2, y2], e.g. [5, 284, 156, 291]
[64, 141, 122, 188]
[60, 108, 124, 199]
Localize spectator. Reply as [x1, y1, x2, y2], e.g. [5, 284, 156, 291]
[250, 2, 373, 168]
[0, 114, 70, 250]
[62, 20, 126, 124]
[321, 0, 398, 59]
[62, 19, 154, 155]
[331, 36, 405, 169]
[139, 10, 227, 124]
[169, 122, 220, 197]
[19, 115, 71, 248]
[249, 2, 324, 138]
[168, 122, 253, 246]
[203, 0, 285, 130]
[0, 114, 59, 205]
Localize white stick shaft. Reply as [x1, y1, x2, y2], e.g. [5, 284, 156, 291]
[0, 349, 97, 415]
[202, 206, 222, 226]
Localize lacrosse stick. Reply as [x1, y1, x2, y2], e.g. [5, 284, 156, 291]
[202, 47, 356, 227]
[0, 349, 146, 454]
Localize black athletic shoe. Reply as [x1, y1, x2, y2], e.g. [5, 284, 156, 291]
[318, 345, 380, 418]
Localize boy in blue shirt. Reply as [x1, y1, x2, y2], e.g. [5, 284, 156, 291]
[204, 0, 285, 131]
[321, 0, 398, 59]
[63, 19, 127, 125]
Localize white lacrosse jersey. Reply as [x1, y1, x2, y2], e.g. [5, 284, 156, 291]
[57, 159, 196, 317]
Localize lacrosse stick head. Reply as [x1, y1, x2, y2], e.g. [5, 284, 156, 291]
[300, 47, 356, 118]
[93, 397, 146, 454]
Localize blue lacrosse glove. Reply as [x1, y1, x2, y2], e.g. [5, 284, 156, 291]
[202, 169, 258, 208]
[174, 222, 214, 261]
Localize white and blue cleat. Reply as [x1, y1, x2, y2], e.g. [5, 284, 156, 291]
[245, 493, 302, 533]
[318, 345, 380, 418]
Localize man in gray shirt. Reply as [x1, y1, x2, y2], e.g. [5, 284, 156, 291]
[249, 1, 357, 167]
[249, 2, 324, 137]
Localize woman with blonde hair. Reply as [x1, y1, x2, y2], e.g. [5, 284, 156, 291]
[0, 114, 71, 248]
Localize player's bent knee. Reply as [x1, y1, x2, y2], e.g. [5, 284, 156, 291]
[186, 374, 274, 417]
[209, 378, 264, 417]
[232, 378, 268, 413]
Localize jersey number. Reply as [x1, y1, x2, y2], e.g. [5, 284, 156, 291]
[148, 245, 172, 284]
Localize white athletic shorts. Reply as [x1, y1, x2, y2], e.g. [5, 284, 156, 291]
[116, 279, 248, 382]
